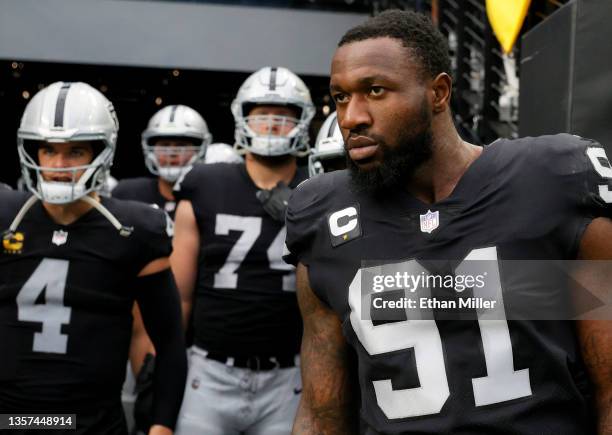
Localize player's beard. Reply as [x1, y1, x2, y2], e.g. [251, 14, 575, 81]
[346, 99, 433, 196]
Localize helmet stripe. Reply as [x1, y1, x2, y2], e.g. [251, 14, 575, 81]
[53, 82, 72, 127]
[269, 67, 277, 91]
[169, 105, 178, 123]
[327, 113, 338, 138]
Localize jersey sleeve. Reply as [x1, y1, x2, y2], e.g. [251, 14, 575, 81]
[539, 134, 612, 257]
[580, 138, 612, 218]
[134, 204, 173, 267]
[283, 177, 326, 267]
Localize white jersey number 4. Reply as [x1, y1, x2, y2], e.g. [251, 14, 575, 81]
[17, 258, 71, 354]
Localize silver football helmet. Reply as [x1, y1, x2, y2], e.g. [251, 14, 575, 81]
[231, 66, 315, 156]
[17, 81, 119, 204]
[142, 105, 212, 182]
[308, 111, 346, 177]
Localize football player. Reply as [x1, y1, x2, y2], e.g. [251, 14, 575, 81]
[0, 82, 187, 435]
[112, 104, 213, 219]
[308, 111, 346, 177]
[285, 11, 611, 435]
[114, 106, 242, 433]
[171, 66, 315, 434]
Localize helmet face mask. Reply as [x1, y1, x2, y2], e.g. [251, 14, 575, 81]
[17, 82, 118, 204]
[232, 67, 315, 157]
[308, 111, 346, 177]
[145, 145, 203, 183]
[240, 111, 300, 156]
[142, 105, 212, 182]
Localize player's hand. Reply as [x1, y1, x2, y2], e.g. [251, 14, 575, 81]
[256, 181, 293, 222]
[148, 425, 172, 435]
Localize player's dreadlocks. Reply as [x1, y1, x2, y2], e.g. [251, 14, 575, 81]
[339, 10, 451, 82]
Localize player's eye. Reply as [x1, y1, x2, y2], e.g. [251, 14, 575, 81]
[39, 146, 55, 156]
[332, 93, 349, 104]
[369, 86, 385, 97]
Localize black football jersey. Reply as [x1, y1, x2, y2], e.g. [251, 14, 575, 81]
[285, 134, 612, 434]
[173, 162, 308, 356]
[0, 192, 172, 411]
[112, 177, 177, 219]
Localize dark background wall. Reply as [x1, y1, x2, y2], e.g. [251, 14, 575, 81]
[519, 0, 612, 156]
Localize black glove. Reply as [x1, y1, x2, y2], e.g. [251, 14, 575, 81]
[133, 353, 155, 434]
[256, 181, 292, 222]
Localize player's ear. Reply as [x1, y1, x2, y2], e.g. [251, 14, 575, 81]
[431, 73, 452, 114]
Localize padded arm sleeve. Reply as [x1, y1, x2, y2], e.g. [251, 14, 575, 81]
[134, 268, 187, 430]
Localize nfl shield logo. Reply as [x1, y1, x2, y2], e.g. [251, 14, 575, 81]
[52, 230, 68, 246]
[420, 210, 439, 234]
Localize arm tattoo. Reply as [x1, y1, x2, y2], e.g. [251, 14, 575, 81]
[292, 264, 358, 434]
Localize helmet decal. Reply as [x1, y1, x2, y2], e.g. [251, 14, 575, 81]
[269, 67, 277, 91]
[53, 82, 72, 128]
